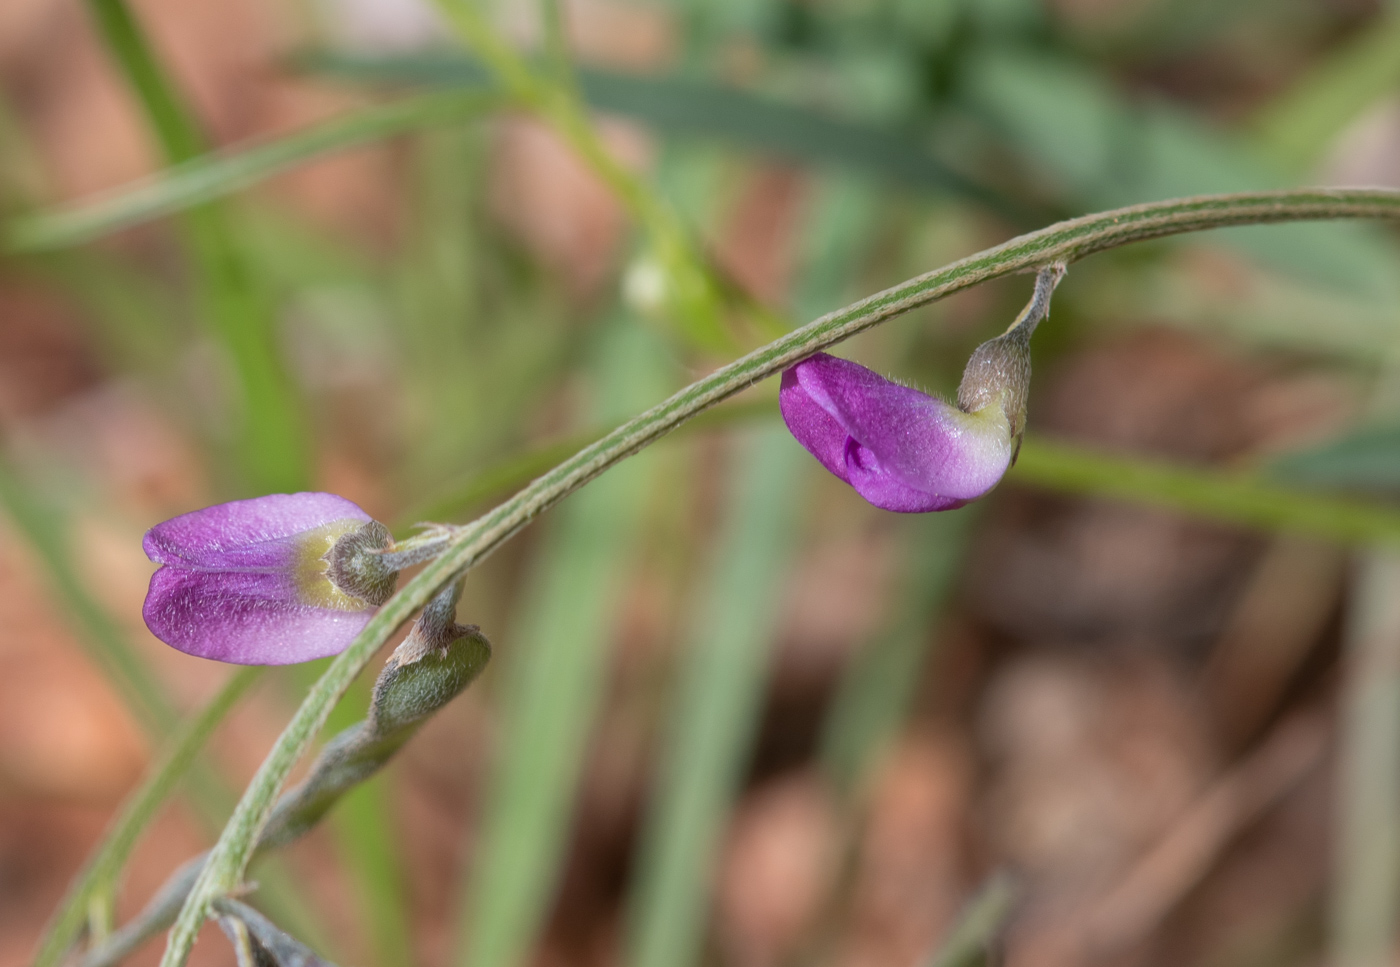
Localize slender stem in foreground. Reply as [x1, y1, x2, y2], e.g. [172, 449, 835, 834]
[160, 188, 1400, 967]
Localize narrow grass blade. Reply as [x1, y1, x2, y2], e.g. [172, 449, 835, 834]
[456, 321, 673, 967]
[1254, 12, 1400, 175]
[6, 91, 501, 252]
[31, 667, 263, 967]
[1269, 422, 1400, 493]
[922, 874, 1018, 967]
[625, 426, 807, 967]
[84, 0, 204, 162]
[1014, 437, 1400, 546]
[0, 451, 176, 734]
[1330, 552, 1400, 967]
[294, 51, 1017, 214]
[85, 0, 310, 495]
[819, 509, 976, 796]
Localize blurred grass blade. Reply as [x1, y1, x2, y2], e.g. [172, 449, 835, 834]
[85, 0, 309, 495]
[1254, 12, 1400, 175]
[293, 51, 1018, 215]
[1014, 438, 1400, 545]
[6, 91, 502, 252]
[32, 667, 263, 967]
[819, 509, 976, 796]
[456, 320, 672, 967]
[1269, 422, 1400, 493]
[397, 399, 775, 529]
[1330, 552, 1400, 967]
[0, 450, 176, 734]
[0, 450, 328, 952]
[80, 626, 490, 967]
[411, 416, 1400, 552]
[922, 874, 1018, 967]
[624, 425, 807, 967]
[85, 0, 204, 161]
[961, 48, 1400, 302]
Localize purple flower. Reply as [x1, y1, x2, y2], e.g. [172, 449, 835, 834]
[142, 493, 396, 665]
[780, 353, 1016, 512]
[780, 265, 1063, 513]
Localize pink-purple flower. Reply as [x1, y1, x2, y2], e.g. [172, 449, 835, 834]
[142, 492, 396, 665]
[780, 353, 1015, 512]
[781, 265, 1063, 513]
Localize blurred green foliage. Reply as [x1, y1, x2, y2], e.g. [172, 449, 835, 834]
[6, 1, 1400, 966]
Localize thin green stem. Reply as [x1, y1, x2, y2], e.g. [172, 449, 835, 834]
[159, 188, 1400, 967]
[32, 668, 262, 967]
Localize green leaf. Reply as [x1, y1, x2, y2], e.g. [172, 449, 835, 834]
[83, 0, 310, 496]
[1270, 423, 1400, 492]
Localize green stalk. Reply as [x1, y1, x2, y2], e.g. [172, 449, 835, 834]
[31, 668, 262, 967]
[159, 189, 1400, 967]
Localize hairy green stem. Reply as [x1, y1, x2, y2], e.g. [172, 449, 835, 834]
[159, 188, 1400, 967]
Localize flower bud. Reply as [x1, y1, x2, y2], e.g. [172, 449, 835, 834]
[779, 265, 1063, 513]
[142, 492, 394, 665]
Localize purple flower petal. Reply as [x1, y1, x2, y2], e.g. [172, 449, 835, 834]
[144, 567, 376, 665]
[142, 492, 383, 665]
[780, 353, 1014, 513]
[143, 492, 370, 570]
[779, 368, 851, 482]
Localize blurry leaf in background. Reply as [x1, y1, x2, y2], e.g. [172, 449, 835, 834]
[84, 0, 312, 497]
[624, 423, 808, 967]
[292, 51, 1023, 217]
[1254, 10, 1400, 175]
[456, 316, 675, 967]
[3, 91, 502, 253]
[961, 47, 1400, 303]
[820, 509, 976, 798]
[1271, 422, 1400, 493]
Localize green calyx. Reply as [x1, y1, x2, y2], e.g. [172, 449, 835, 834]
[325, 520, 397, 607]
